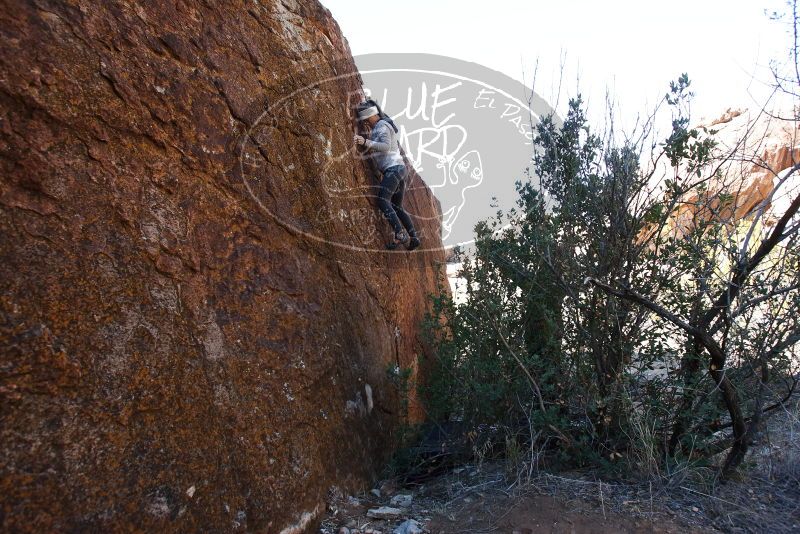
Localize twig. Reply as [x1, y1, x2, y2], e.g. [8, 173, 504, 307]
[600, 482, 606, 519]
[488, 313, 547, 414]
[678, 485, 750, 511]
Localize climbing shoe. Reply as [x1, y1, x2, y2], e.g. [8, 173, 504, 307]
[385, 231, 409, 250]
[406, 236, 421, 251]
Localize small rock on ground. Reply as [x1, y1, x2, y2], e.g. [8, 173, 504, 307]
[366, 506, 402, 520]
[389, 494, 412, 508]
[393, 519, 423, 534]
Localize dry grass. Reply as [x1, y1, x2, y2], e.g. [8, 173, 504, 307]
[516, 395, 800, 533]
[321, 396, 800, 533]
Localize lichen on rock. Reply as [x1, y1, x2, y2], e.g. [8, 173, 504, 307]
[0, 1, 447, 532]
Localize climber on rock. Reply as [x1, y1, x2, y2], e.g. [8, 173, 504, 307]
[354, 99, 421, 251]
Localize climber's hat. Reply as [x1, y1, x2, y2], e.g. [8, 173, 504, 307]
[357, 102, 379, 121]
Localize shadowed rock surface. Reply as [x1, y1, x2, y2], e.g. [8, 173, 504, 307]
[0, 1, 446, 532]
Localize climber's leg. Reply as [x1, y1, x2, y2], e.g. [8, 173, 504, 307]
[391, 172, 415, 235]
[390, 168, 421, 250]
[377, 166, 408, 243]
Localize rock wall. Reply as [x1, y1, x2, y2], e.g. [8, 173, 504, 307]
[0, 1, 447, 532]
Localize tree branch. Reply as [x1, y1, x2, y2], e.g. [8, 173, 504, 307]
[583, 276, 723, 359]
[699, 185, 800, 330]
[487, 313, 548, 415]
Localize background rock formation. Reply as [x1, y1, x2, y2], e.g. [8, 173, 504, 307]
[0, 1, 446, 532]
[663, 107, 799, 237]
[634, 107, 799, 250]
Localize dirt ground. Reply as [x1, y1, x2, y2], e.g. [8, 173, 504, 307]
[322, 400, 800, 534]
[425, 491, 690, 534]
[321, 461, 798, 533]
[322, 465, 695, 534]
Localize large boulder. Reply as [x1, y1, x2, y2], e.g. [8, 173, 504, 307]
[0, 1, 446, 532]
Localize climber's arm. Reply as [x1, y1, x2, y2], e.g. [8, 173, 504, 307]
[365, 122, 392, 152]
[354, 123, 391, 152]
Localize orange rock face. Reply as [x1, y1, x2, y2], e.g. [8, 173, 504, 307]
[692, 108, 800, 224]
[647, 107, 799, 241]
[0, 1, 446, 532]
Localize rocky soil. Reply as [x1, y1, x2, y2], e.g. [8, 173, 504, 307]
[321, 399, 800, 534]
[320, 466, 690, 534]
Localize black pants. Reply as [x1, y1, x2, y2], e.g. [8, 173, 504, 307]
[378, 164, 416, 237]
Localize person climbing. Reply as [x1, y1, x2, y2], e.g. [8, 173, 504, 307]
[354, 99, 421, 251]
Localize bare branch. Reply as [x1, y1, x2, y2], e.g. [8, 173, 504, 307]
[700, 184, 800, 329]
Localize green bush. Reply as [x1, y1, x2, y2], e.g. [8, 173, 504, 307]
[421, 79, 800, 479]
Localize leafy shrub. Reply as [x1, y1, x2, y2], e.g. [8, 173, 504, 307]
[421, 79, 800, 479]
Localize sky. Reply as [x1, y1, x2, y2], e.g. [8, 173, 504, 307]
[321, 0, 793, 131]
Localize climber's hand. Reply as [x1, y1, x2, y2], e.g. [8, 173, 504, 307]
[353, 135, 369, 147]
